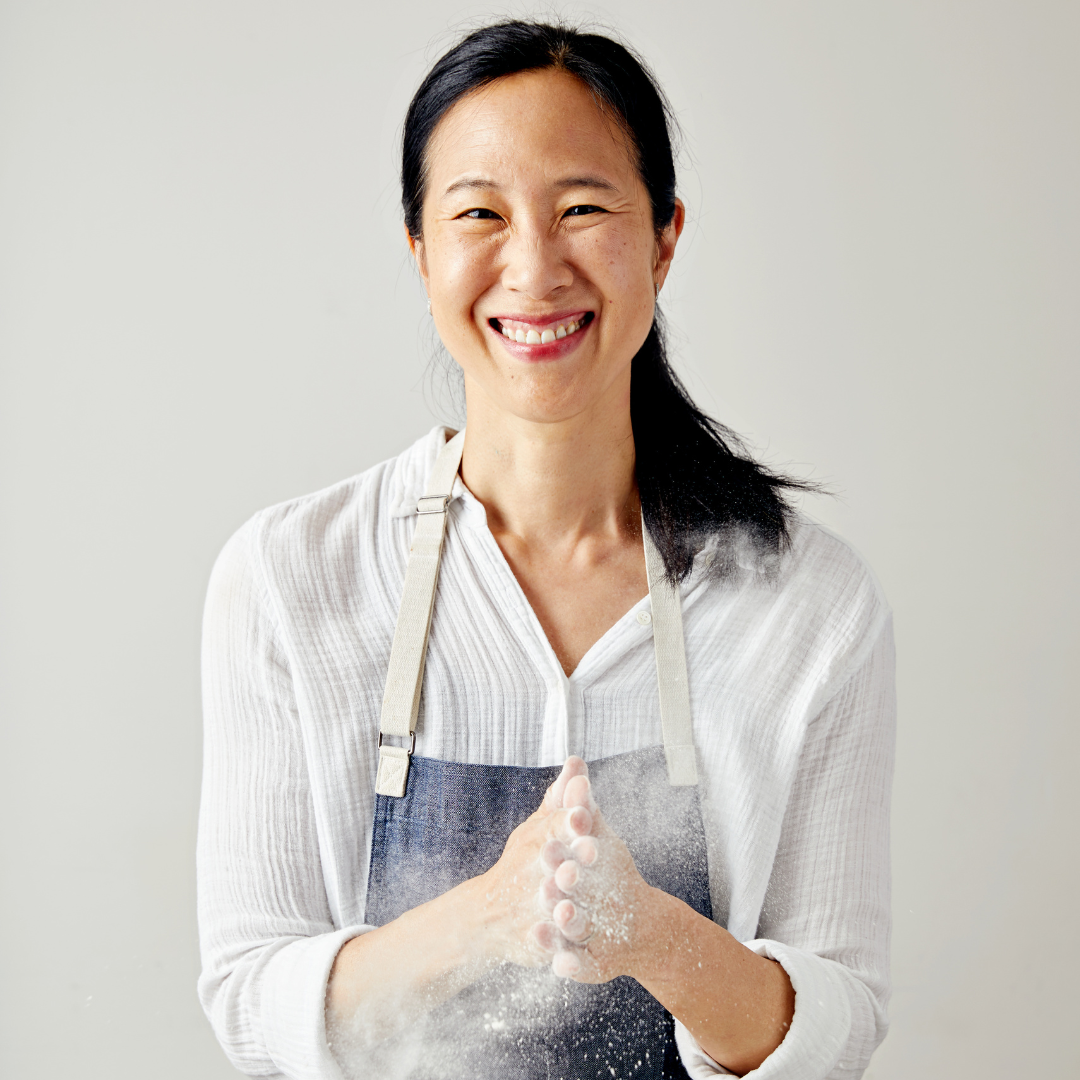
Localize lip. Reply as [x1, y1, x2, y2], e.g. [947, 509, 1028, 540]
[486, 310, 595, 362]
[490, 309, 590, 328]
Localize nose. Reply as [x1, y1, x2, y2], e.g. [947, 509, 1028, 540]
[500, 221, 574, 299]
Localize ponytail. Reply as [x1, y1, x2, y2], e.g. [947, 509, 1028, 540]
[632, 317, 807, 582]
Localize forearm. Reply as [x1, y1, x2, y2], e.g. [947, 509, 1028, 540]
[327, 766, 594, 1062]
[630, 888, 794, 1075]
[326, 875, 495, 1052]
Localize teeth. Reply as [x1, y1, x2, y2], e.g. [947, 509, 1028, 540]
[498, 317, 586, 343]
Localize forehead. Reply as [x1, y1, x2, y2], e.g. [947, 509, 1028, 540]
[424, 68, 639, 191]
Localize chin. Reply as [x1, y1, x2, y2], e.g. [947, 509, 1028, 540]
[499, 377, 627, 427]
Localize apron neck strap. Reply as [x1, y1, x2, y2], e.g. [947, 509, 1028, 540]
[375, 428, 699, 797]
[375, 429, 465, 797]
[642, 523, 699, 786]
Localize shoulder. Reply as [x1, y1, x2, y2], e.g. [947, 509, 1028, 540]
[249, 424, 447, 551]
[702, 517, 891, 710]
[781, 517, 891, 697]
[207, 426, 450, 606]
[781, 518, 888, 622]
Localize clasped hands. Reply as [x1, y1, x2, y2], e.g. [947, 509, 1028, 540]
[478, 756, 656, 984]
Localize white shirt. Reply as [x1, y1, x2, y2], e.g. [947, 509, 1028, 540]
[197, 426, 895, 1080]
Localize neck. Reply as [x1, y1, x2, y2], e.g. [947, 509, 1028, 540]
[459, 378, 638, 547]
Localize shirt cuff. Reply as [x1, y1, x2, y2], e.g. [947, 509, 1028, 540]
[260, 925, 374, 1080]
[674, 1017, 736, 1076]
[673, 939, 852, 1079]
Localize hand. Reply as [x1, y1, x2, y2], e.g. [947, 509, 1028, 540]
[529, 762, 656, 984]
[469, 757, 599, 968]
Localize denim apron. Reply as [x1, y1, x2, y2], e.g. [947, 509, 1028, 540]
[365, 431, 713, 1080]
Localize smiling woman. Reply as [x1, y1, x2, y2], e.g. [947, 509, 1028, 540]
[196, 20, 895, 1080]
[415, 68, 663, 423]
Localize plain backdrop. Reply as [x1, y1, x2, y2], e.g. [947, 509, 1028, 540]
[1, 2, 1077, 1077]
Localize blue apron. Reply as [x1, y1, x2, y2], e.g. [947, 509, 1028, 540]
[365, 431, 713, 1079]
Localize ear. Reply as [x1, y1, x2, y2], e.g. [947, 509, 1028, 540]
[405, 223, 429, 287]
[653, 198, 686, 291]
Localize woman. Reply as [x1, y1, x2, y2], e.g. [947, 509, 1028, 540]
[197, 21, 894, 1080]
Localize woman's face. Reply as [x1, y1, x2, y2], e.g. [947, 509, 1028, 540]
[411, 68, 684, 427]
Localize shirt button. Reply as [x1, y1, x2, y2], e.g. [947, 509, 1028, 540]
[636, 610, 652, 625]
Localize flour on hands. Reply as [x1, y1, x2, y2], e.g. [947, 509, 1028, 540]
[530, 757, 652, 982]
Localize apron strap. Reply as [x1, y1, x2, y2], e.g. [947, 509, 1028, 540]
[642, 523, 699, 787]
[375, 429, 466, 797]
[376, 428, 698, 796]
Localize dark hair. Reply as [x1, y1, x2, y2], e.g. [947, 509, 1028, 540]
[402, 20, 811, 581]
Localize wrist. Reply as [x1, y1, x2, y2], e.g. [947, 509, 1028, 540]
[447, 869, 512, 972]
[443, 872, 491, 962]
[623, 883, 688, 984]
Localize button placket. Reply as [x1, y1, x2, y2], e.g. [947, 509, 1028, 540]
[540, 673, 571, 765]
[564, 680, 586, 760]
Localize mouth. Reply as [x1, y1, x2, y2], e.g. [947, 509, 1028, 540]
[486, 311, 595, 359]
[489, 311, 594, 344]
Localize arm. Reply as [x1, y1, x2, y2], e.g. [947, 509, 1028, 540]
[535, 773, 794, 1075]
[198, 524, 365, 1079]
[634, 895, 795, 1073]
[544, 618, 896, 1078]
[325, 761, 595, 1057]
[329, 851, 792, 1077]
[727, 615, 896, 1078]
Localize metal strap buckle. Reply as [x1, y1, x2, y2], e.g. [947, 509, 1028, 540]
[378, 730, 417, 754]
[416, 495, 451, 515]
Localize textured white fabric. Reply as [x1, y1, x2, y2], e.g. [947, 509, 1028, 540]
[197, 426, 895, 1079]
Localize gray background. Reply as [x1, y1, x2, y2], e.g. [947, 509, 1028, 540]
[1, 1, 1076, 1077]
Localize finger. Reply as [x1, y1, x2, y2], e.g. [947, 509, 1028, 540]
[570, 835, 599, 867]
[562, 773, 594, 811]
[540, 839, 570, 871]
[552, 948, 582, 978]
[553, 898, 590, 941]
[563, 805, 593, 839]
[530, 920, 563, 954]
[542, 761, 572, 812]
[537, 874, 565, 914]
[544, 757, 588, 812]
[554, 858, 581, 893]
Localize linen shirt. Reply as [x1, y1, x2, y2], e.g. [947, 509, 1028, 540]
[197, 426, 895, 1080]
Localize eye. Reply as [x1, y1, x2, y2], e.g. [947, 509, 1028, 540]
[563, 204, 606, 217]
[460, 207, 502, 220]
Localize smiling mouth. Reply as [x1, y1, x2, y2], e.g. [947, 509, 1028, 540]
[489, 311, 595, 344]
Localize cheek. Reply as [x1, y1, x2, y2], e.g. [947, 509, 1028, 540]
[583, 229, 653, 297]
[589, 237, 656, 337]
[429, 236, 496, 307]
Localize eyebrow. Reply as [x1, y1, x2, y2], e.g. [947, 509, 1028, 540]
[442, 175, 620, 197]
[557, 175, 619, 192]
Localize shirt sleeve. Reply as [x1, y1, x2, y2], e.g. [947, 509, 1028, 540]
[676, 615, 896, 1079]
[197, 520, 373, 1079]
